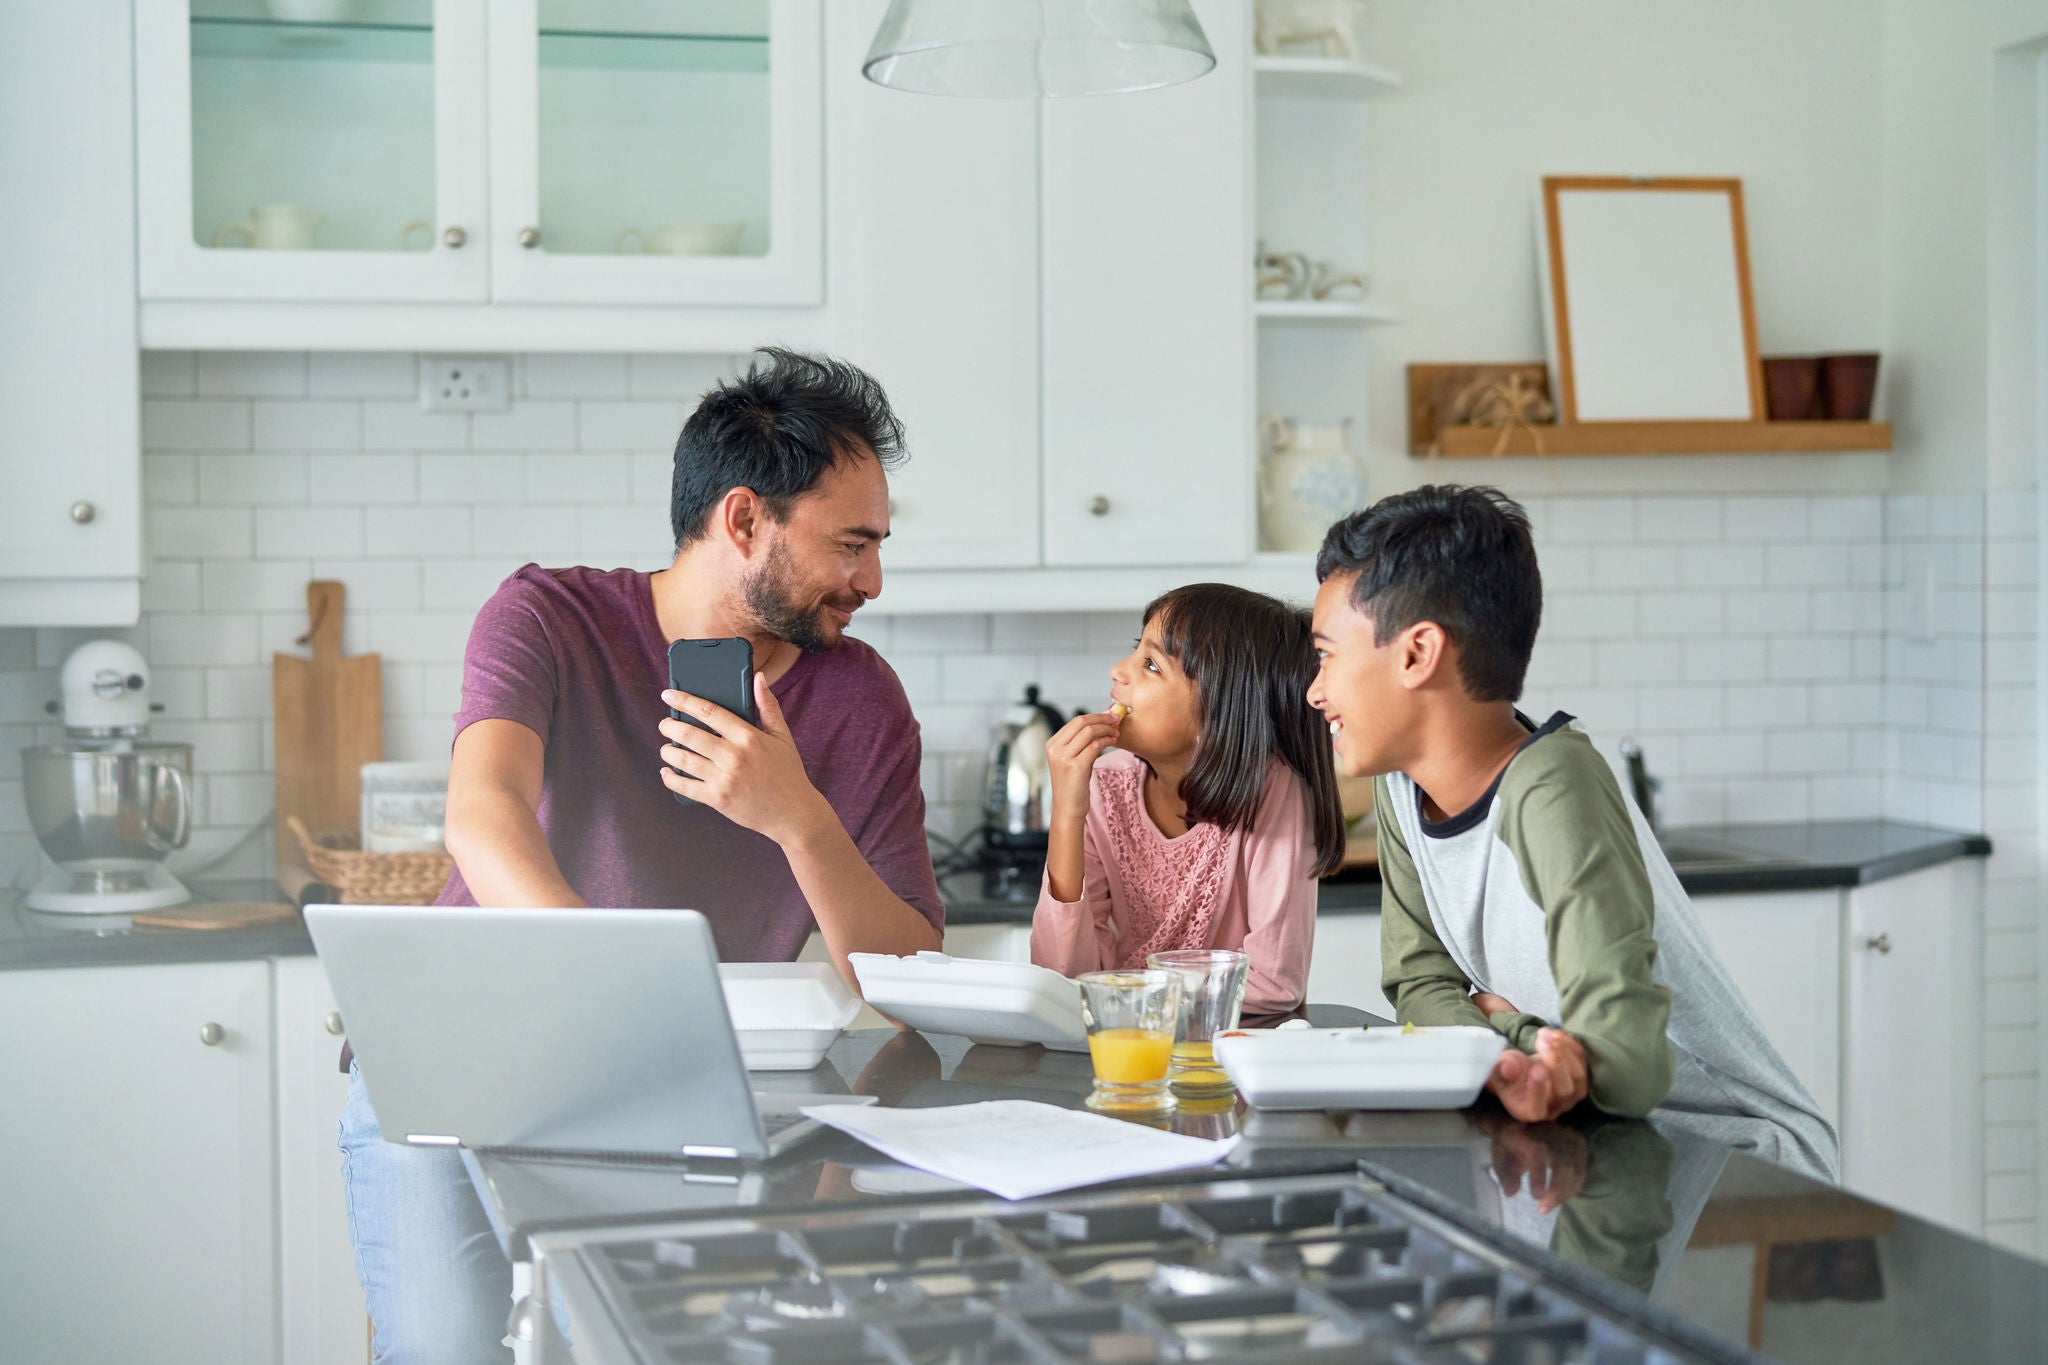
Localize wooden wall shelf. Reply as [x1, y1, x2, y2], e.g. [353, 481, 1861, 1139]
[1420, 420, 1892, 458]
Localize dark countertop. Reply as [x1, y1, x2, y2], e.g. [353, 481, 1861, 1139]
[944, 818, 1994, 923]
[0, 878, 311, 971]
[467, 1027, 2048, 1365]
[0, 819, 1990, 969]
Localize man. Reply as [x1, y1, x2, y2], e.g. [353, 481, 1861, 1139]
[338, 349, 945, 1363]
[1305, 485, 1835, 1179]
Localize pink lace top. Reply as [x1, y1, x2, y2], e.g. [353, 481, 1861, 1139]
[1030, 750, 1318, 1015]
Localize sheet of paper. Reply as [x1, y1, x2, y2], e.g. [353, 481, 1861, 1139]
[800, 1099, 1240, 1201]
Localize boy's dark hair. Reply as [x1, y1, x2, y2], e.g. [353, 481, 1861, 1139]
[1314, 484, 1542, 703]
[1143, 584, 1346, 878]
[671, 348, 906, 547]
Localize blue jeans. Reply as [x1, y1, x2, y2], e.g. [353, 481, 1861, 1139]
[338, 1063, 513, 1365]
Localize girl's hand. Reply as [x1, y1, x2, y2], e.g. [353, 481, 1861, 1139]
[1047, 712, 1122, 823]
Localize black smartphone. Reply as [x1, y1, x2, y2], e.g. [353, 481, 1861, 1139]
[666, 637, 759, 805]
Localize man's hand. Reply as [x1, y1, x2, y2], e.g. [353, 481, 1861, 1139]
[659, 675, 828, 847]
[1487, 1027, 1591, 1123]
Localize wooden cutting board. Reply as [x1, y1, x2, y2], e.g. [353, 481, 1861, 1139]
[133, 901, 299, 932]
[273, 581, 382, 900]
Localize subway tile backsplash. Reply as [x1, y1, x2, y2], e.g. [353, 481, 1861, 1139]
[0, 351, 1999, 885]
[0, 352, 2032, 1239]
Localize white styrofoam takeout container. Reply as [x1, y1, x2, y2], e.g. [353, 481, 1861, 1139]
[1214, 1025, 1506, 1110]
[718, 963, 862, 1070]
[848, 951, 1090, 1051]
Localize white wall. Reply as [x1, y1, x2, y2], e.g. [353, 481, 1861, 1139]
[0, 353, 1922, 891]
[1363, 0, 1886, 497]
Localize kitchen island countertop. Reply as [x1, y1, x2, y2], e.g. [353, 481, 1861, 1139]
[468, 1027, 2048, 1365]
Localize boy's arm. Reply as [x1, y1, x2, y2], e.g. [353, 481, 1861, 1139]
[1377, 777, 1491, 1029]
[1501, 761, 1675, 1118]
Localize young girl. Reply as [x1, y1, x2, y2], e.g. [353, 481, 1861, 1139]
[1032, 583, 1346, 1015]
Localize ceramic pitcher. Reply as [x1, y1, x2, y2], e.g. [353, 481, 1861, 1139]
[1257, 416, 1367, 553]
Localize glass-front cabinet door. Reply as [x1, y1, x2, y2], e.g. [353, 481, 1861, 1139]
[136, 0, 488, 302]
[487, 0, 822, 305]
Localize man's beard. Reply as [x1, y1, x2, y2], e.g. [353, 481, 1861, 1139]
[742, 540, 858, 654]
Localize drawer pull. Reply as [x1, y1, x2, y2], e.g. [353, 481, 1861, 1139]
[198, 1022, 225, 1047]
[1863, 933, 1892, 955]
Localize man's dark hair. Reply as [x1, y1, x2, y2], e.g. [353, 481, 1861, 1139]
[1314, 485, 1542, 703]
[671, 348, 906, 547]
[1142, 584, 1346, 878]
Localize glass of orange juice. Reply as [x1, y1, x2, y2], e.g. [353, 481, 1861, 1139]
[1147, 948, 1249, 1096]
[1075, 970, 1182, 1114]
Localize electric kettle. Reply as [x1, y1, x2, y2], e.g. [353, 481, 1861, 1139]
[980, 684, 1068, 864]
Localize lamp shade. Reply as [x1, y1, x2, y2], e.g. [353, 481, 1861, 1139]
[862, 0, 1216, 98]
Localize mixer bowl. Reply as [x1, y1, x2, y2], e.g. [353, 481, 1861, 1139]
[21, 742, 193, 865]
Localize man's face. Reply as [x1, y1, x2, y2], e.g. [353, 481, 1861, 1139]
[741, 454, 890, 652]
[1306, 572, 1410, 778]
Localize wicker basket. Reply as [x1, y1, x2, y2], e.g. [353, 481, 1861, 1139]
[287, 816, 453, 905]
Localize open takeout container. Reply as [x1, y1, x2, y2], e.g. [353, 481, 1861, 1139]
[718, 963, 862, 1070]
[1215, 1025, 1505, 1110]
[849, 951, 1090, 1051]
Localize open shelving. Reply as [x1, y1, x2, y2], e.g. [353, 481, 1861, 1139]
[1252, 56, 1402, 99]
[1425, 420, 1894, 458]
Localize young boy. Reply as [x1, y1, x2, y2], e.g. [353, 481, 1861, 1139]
[1307, 485, 1837, 1180]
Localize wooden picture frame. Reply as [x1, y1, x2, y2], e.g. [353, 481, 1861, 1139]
[1539, 176, 1765, 424]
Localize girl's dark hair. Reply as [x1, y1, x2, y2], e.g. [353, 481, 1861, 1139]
[671, 347, 907, 547]
[1143, 584, 1346, 878]
[1315, 484, 1541, 703]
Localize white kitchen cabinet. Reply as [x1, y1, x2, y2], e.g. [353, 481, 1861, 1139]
[1039, 0, 1254, 568]
[0, 961, 277, 1365]
[1305, 910, 1392, 1017]
[822, 0, 1040, 572]
[137, 0, 490, 304]
[274, 956, 371, 1365]
[1841, 859, 1984, 1234]
[137, 0, 820, 311]
[487, 0, 821, 307]
[0, 0, 142, 626]
[1691, 889, 1844, 1127]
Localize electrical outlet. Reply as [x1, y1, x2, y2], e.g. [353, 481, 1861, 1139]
[420, 356, 511, 413]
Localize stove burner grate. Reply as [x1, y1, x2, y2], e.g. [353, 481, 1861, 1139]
[563, 1173, 1720, 1364]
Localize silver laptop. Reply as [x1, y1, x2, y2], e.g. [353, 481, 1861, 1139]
[305, 903, 871, 1161]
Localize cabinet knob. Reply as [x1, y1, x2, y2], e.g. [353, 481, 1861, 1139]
[69, 500, 96, 525]
[198, 1022, 225, 1047]
[517, 226, 541, 249]
[441, 225, 468, 249]
[1863, 933, 1892, 955]
[324, 1011, 344, 1036]
[1088, 495, 1111, 517]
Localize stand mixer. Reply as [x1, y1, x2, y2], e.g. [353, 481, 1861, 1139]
[21, 640, 193, 913]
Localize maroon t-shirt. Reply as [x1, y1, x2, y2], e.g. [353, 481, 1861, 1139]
[434, 564, 945, 961]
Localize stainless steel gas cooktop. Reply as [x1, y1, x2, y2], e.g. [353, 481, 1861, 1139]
[530, 1169, 1732, 1364]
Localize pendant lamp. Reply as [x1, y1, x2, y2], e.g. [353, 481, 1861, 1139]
[862, 0, 1216, 98]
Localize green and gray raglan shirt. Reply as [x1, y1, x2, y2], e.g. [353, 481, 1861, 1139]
[1377, 712, 1840, 1182]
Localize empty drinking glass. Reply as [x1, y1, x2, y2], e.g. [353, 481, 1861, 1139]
[1146, 948, 1250, 1096]
[1076, 969, 1183, 1114]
